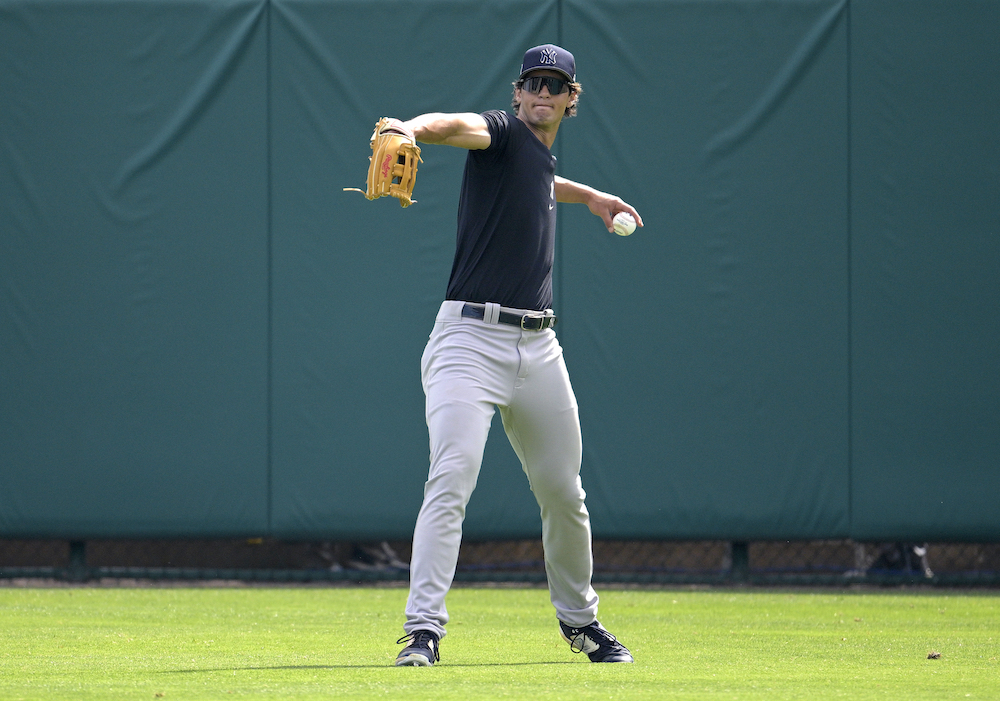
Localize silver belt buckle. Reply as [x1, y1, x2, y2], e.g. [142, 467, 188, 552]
[521, 312, 551, 330]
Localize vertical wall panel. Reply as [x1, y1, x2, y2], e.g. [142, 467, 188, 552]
[268, 0, 559, 539]
[560, 0, 850, 538]
[0, 0, 269, 536]
[850, 0, 1000, 540]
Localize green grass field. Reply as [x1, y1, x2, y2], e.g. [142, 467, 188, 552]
[1, 585, 996, 700]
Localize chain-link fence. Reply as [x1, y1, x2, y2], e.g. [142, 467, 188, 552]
[2, 539, 998, 586]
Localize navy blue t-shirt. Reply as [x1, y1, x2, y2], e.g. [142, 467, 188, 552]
[445, 110, 557, 311]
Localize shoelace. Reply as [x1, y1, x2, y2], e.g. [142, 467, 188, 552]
[396, 631, 440, 661]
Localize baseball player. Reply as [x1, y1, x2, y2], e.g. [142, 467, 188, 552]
[392, 44, 642, 666]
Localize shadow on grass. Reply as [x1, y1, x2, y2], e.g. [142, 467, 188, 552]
[164, 661, 578, 672]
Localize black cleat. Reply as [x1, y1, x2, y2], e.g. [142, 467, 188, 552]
[395, 630, 440, 666]
[559, 620, 634, 663]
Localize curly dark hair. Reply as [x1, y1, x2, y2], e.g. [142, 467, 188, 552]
[511, 79, 583, 118]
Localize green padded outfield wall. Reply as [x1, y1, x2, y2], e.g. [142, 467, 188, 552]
[2, 0, 997, 541]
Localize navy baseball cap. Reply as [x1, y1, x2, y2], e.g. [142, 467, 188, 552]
[519, 44, 576, 82]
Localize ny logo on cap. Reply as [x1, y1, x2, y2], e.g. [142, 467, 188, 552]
[539, 48, 558, 65]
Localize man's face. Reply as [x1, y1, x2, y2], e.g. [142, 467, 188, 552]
[516, 69, 572, 128]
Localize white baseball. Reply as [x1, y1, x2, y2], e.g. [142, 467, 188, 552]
[612, 212, 636, 237]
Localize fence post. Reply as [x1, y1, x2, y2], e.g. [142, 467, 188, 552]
[730, 541, 749, 583]
[67, 540, 89, 582]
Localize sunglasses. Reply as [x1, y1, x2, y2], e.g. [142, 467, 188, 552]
[520, 75, 571, 95]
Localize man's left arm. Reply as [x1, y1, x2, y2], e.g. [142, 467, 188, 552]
[554, 176, 643, 233]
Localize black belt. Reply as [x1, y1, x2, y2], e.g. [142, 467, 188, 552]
[461, 303, 557, 331]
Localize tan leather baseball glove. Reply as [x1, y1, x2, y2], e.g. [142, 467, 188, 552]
[344, 117, 422, 207]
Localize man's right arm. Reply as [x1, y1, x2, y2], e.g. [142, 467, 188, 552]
[403, 113, 491, 150]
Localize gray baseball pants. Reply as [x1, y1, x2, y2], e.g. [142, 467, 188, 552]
[404, 300, 600, 638]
